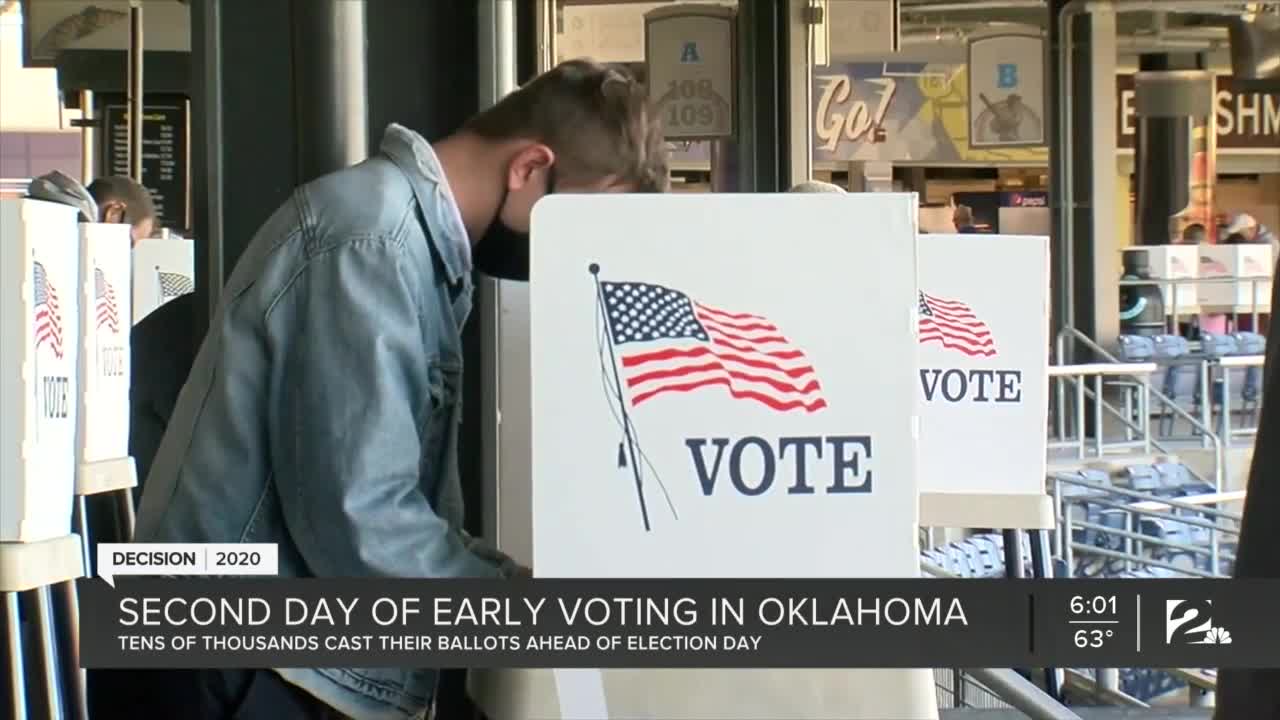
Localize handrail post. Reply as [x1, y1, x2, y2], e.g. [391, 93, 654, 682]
[1052, 476, 1064, 558]
[1093, 374, 1104, 457]
[1076, 376, 1086, 459]
[1142, 377, 1152, 455]
[1056, 332, 1068, 441]
[1064, 511, 1075, 577]
[1199, 360, 1212, 449]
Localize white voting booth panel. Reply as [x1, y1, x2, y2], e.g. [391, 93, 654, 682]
[468, 194, 936, 720]
[0, 199, 81, 542]
[132, 237, 194, 324]
[1198, 242, 1273, 311]
[78, 223, 137, 494]
[916, 234, 1051, 530]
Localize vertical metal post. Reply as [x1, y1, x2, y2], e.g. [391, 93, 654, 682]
[478, 0, 521, 555]
[32, 587, 65, 719]
[78, 90, 96, 185]
[1052, 477, 1064, 557]
[786, 0, 812, 187]
[290, 0, 370, 182]
[3, 592, 26, 720]
[1064, 511, 1075, 576]
[1096, 668, 1120, 699]
[1093, 375, 1104, 456]
[128, 1, 144, 183]
[1076, 376, 1086, 458]
[190, 0, 225, 336]
[55, 582, 86, 720]
[1142, 379, 1152, 455]
[1199, 361, 1212, 448]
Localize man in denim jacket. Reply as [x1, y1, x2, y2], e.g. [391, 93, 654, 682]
[114, 60, 669, 720]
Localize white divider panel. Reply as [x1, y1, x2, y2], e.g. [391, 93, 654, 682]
[132, 237, 194, 325]
[0, 198, 81, 542]
[472, 194, 935, 720]
[916, 234, 1050, 530]
[77, 222, 137, 495]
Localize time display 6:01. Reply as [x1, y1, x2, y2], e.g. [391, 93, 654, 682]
[1070, 595, 1116, 615]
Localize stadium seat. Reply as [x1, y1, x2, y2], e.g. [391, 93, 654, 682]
[1116, 334, 1154, 361]
[1123, 465, 1160, 492]
[1200, 332, 1239, 358]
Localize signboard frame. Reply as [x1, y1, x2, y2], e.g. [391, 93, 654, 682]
[644, 5, 738, 141]
[966, 32, 1048, 150]
[98, 93, 192, 233]
[20, 0, 192, 68]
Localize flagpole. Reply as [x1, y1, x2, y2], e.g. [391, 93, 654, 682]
[589, 263, 651, 532]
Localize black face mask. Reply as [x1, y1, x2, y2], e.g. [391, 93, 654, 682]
[473, 166, 556, 282]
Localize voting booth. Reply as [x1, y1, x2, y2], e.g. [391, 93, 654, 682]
[1198, 242, 1273, 312]
[132, 236, 195, 324]
[0, 199, 81, 542]
[916, 234, 1053, 531]
[471, 193, 937, 720]
[76, 223, 137, 503]
[1121, 244, 1200, 313]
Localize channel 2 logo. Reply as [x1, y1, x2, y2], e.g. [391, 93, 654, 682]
[1165, 600, 1232, 645]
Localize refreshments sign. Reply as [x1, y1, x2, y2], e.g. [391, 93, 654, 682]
[1118, 75, 1280, 152]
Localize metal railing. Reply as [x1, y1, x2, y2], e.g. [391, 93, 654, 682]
[1211, 354, 1264, 448]
[1049, 475, 1238, 710]
[1053, 327, 1226, 490]
[1051, 474, 1241, 579]
[922, 562, 1083, 719]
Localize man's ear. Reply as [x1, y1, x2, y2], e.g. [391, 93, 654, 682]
[101, 201, 126, 224]
[506, 144, 556, 191]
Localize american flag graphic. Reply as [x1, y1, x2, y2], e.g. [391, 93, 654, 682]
[95, 268, 119, 334]
[918, 291, 996, 358]
[33, 261, 64, 359]
[158, 271, 194, 299]
[1200, 256, 1229, 275]
[599, 281, 826, 413]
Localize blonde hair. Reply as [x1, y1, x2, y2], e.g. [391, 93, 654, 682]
[464, 59, 669, 192]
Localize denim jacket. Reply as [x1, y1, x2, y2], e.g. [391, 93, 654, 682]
[134, 125, 504, 720]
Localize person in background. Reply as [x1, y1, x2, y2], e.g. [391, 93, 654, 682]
[107, 59, 669, 720]
[127, 294, 196, 500]
[953, 204, 978, 233]
[1181, 223, 1207, 244]
[1225, 212, 1278, 257]
[86, 176, 156, 244]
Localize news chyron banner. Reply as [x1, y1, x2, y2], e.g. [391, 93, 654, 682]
[79, 577, 1280, 669]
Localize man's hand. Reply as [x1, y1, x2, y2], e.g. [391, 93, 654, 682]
[462, 533, 531, 578]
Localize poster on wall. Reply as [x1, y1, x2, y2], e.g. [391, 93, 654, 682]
[812, 62, 1051, 166]
[966, 33, 1047, 148]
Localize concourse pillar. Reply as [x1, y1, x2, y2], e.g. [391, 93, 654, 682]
[1049, 1, 1121, 358]
[289, 0, 370, 184]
